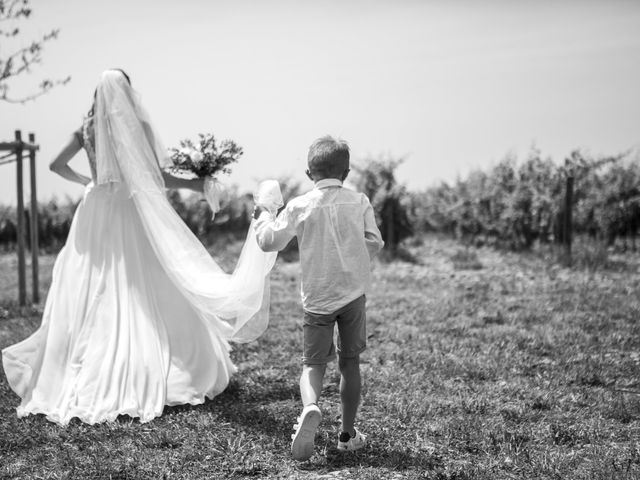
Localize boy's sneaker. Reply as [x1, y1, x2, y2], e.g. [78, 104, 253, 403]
[337, 428, 366, 452]
[291, 404, 322, 461]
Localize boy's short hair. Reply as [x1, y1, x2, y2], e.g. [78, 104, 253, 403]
[307, 135, 350, 178]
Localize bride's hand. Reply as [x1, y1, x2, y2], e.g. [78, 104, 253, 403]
[191, 177, 205, 193]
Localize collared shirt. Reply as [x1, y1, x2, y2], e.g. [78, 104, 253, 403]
[255, 178, 384, 314]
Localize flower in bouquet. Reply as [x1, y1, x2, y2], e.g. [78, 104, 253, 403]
[190, 150, 203, 163]
[167, 133, 243, 178]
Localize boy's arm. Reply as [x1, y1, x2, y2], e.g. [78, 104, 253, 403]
[363, 198, 384, 257]
[255, 206, 297, 252]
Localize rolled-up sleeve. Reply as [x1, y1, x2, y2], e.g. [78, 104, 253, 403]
[255, 206, 297, 252]
[363, 197, 384, 257]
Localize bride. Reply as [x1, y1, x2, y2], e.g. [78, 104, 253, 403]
[2, 69, 278, 425]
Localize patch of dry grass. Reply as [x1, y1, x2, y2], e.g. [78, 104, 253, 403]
[1, 235, 639, 479]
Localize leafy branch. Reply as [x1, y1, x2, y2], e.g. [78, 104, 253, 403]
[0, 0, 70, 103]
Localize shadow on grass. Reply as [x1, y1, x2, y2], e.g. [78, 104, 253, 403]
[300, 443, 443, 473]
[161, 375, 298, 435]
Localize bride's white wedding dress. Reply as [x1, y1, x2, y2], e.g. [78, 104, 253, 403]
[2, 71, 278, 425]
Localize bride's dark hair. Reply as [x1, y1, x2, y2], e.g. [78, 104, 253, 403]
[88, 68, 132, 116]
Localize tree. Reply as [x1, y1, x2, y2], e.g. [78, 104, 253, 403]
[0, 0, 70, 103]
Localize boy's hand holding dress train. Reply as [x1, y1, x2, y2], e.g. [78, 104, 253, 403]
[255, 135, 384, 460]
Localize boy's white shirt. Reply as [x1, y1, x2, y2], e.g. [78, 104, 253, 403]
[255, 178, 384, 314]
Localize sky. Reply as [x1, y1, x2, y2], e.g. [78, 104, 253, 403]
[1, 0, 639, 204]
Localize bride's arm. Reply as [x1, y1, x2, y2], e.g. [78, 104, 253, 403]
[49, 133, 92, 186]
[140, 120, 204, 193]
[161, 171, 204, 192]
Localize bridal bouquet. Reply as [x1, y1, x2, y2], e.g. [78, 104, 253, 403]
[167, 133, 243, 218]
[167, 133, 243, 178]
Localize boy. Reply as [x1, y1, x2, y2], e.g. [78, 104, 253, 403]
[254, 135, 384, 461]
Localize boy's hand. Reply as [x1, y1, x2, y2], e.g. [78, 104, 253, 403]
[253, 205, 267, 220]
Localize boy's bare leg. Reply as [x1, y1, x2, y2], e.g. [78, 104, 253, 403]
[300, 364, 326, 406]
[292, 364, 325, 460]
[338, 355, 361, 435]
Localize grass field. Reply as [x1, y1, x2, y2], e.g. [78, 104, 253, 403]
[1, 236, 639, 479]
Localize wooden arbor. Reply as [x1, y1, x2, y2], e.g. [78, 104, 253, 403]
[0, 130, 40, 305]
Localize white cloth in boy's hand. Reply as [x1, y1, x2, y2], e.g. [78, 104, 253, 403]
[254, 179, 284, 215]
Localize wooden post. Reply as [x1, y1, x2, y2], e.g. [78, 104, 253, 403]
[29, 132, 39, 303]
[15, 130, 26, 306]
[564, 176, 574, 266]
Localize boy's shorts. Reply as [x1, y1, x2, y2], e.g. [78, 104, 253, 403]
[302, 295, 366, 365]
